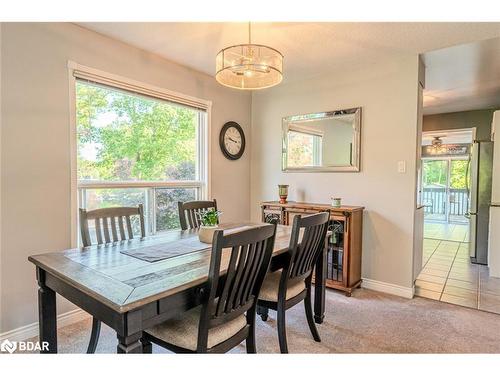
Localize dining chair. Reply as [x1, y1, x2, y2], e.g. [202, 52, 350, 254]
[257, 211, 330, 353]
[178, 199, 218, 230]
[79, 204, 146, 354]
[141, 224, 277, 353]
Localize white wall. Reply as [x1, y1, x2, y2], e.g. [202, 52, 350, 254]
[0, 23, 252, 333]
[251, 56, 420, 291]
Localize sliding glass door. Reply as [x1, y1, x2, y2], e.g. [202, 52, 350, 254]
[422, 158, 469, 223]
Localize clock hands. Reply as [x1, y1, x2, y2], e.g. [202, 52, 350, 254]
[227, 137, 241, 144]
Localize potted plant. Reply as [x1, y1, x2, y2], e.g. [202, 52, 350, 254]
[196, 208, 223, 244]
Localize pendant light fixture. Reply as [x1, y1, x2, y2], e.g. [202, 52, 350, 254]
[215, 22, 283, 90]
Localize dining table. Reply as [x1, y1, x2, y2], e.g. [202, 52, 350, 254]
[28, 223, 327, 353]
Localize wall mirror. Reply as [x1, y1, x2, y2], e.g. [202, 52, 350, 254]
[282, 107, 361, 172]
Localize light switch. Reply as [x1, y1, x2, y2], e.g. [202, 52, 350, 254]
[398, 161, 406, 173]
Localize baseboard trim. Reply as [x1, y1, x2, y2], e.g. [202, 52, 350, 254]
[362, 278, 414, 299]
[0, 309, 89, 343]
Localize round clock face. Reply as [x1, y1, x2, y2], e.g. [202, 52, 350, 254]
[220, 122, 246, 160]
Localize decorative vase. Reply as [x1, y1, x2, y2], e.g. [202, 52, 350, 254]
[278, 184, 289, 204]
[198, 225, 219, 244]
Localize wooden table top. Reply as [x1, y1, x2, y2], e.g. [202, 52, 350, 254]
[28, 223, 293, 314]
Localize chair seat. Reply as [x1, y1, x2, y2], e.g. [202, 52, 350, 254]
[259, 270, 306, 302]
[145, 305, 247, 351]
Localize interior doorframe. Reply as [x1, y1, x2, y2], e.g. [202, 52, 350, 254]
[421, 127, 476, 223]
[413, 126, 477, 286]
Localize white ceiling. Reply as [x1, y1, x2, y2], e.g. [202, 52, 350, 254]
[79, 23, 500, 79]
[78, 22, 500, 114]
[422, 36, 500, 115]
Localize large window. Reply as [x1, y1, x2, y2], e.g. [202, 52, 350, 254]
[75, 75, 208, 238]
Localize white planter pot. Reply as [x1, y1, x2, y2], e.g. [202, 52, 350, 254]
[198, 225, 219, 244]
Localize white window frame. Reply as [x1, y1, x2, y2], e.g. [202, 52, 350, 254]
[287, 130, 323, 167]
[68, 61, 212, 247]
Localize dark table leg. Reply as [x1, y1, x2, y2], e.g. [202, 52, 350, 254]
[37, 267, 57, 353]
[117, 332, 143, 353]
[314, 241, 327, 324]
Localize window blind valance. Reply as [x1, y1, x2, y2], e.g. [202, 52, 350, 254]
[288, 123, 324, 137]
[73, 69, 210, 112]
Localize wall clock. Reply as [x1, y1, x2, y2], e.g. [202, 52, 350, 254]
[219, 121, 246, 160]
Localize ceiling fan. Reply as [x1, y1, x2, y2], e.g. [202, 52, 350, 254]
[431, 136, 444, 148]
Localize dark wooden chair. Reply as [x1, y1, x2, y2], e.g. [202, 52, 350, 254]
[79, 204, 146, 353]
[257, 212, 330, 353]
[178, 199, 218, 230]
[141, 224, 277, 353]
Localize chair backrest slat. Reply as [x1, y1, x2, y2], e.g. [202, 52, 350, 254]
[102, 217, 111, 243]
[197, 224, 276, 351]
[216, 246, 239, 316]
[178, 199, 218, 230]
[79, 205, 145, 247]
[237, 242, 258, 306]
[125, 216, 134, 239]
[95, 218, 103, 245]
[118, 216, 126, 241]
[110, 216, 118, 242]
[287, 212, 330, 280]
[226, 244, 249, 313]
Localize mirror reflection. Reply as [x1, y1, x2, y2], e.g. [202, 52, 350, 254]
[282, 108, 361, 172]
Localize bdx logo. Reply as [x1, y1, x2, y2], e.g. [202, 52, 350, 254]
[1, 339, 49, 353]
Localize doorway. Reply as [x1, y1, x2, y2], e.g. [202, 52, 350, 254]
[415, 129, 479, 308]
[422, 157, 470, 248]
[421, 129, 473, 244]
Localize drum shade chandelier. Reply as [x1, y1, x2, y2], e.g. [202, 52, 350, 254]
[215, 23, 283, 90]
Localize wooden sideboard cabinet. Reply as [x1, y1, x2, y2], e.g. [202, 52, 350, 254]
[261, 201, 364, 296]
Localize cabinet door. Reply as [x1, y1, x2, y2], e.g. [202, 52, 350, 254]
[326, 217, 347, 284]
[262, 208, 284, 224]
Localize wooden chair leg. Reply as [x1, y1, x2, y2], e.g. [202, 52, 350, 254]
[246, 305, 257, 353]
[246, 325, 257, 353]
[86, 318, 101, 354]
[141, 338, 153, 354]
[277, 303, 288, 354]
[304, 285, 321, 342]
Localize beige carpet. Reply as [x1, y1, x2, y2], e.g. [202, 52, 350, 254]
[25, 288, 500, 353]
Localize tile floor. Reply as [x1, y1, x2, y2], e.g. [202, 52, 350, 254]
[423, 221, 469, 242]
[415, 221, 500, 314]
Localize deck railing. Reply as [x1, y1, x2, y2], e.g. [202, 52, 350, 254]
[422, 187, 469, 220]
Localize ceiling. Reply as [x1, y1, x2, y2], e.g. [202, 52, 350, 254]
[422, 36, 500, 115]
[78, 22, 500, 114]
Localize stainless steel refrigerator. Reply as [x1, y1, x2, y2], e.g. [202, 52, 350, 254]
[469, 127, 494, 264]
